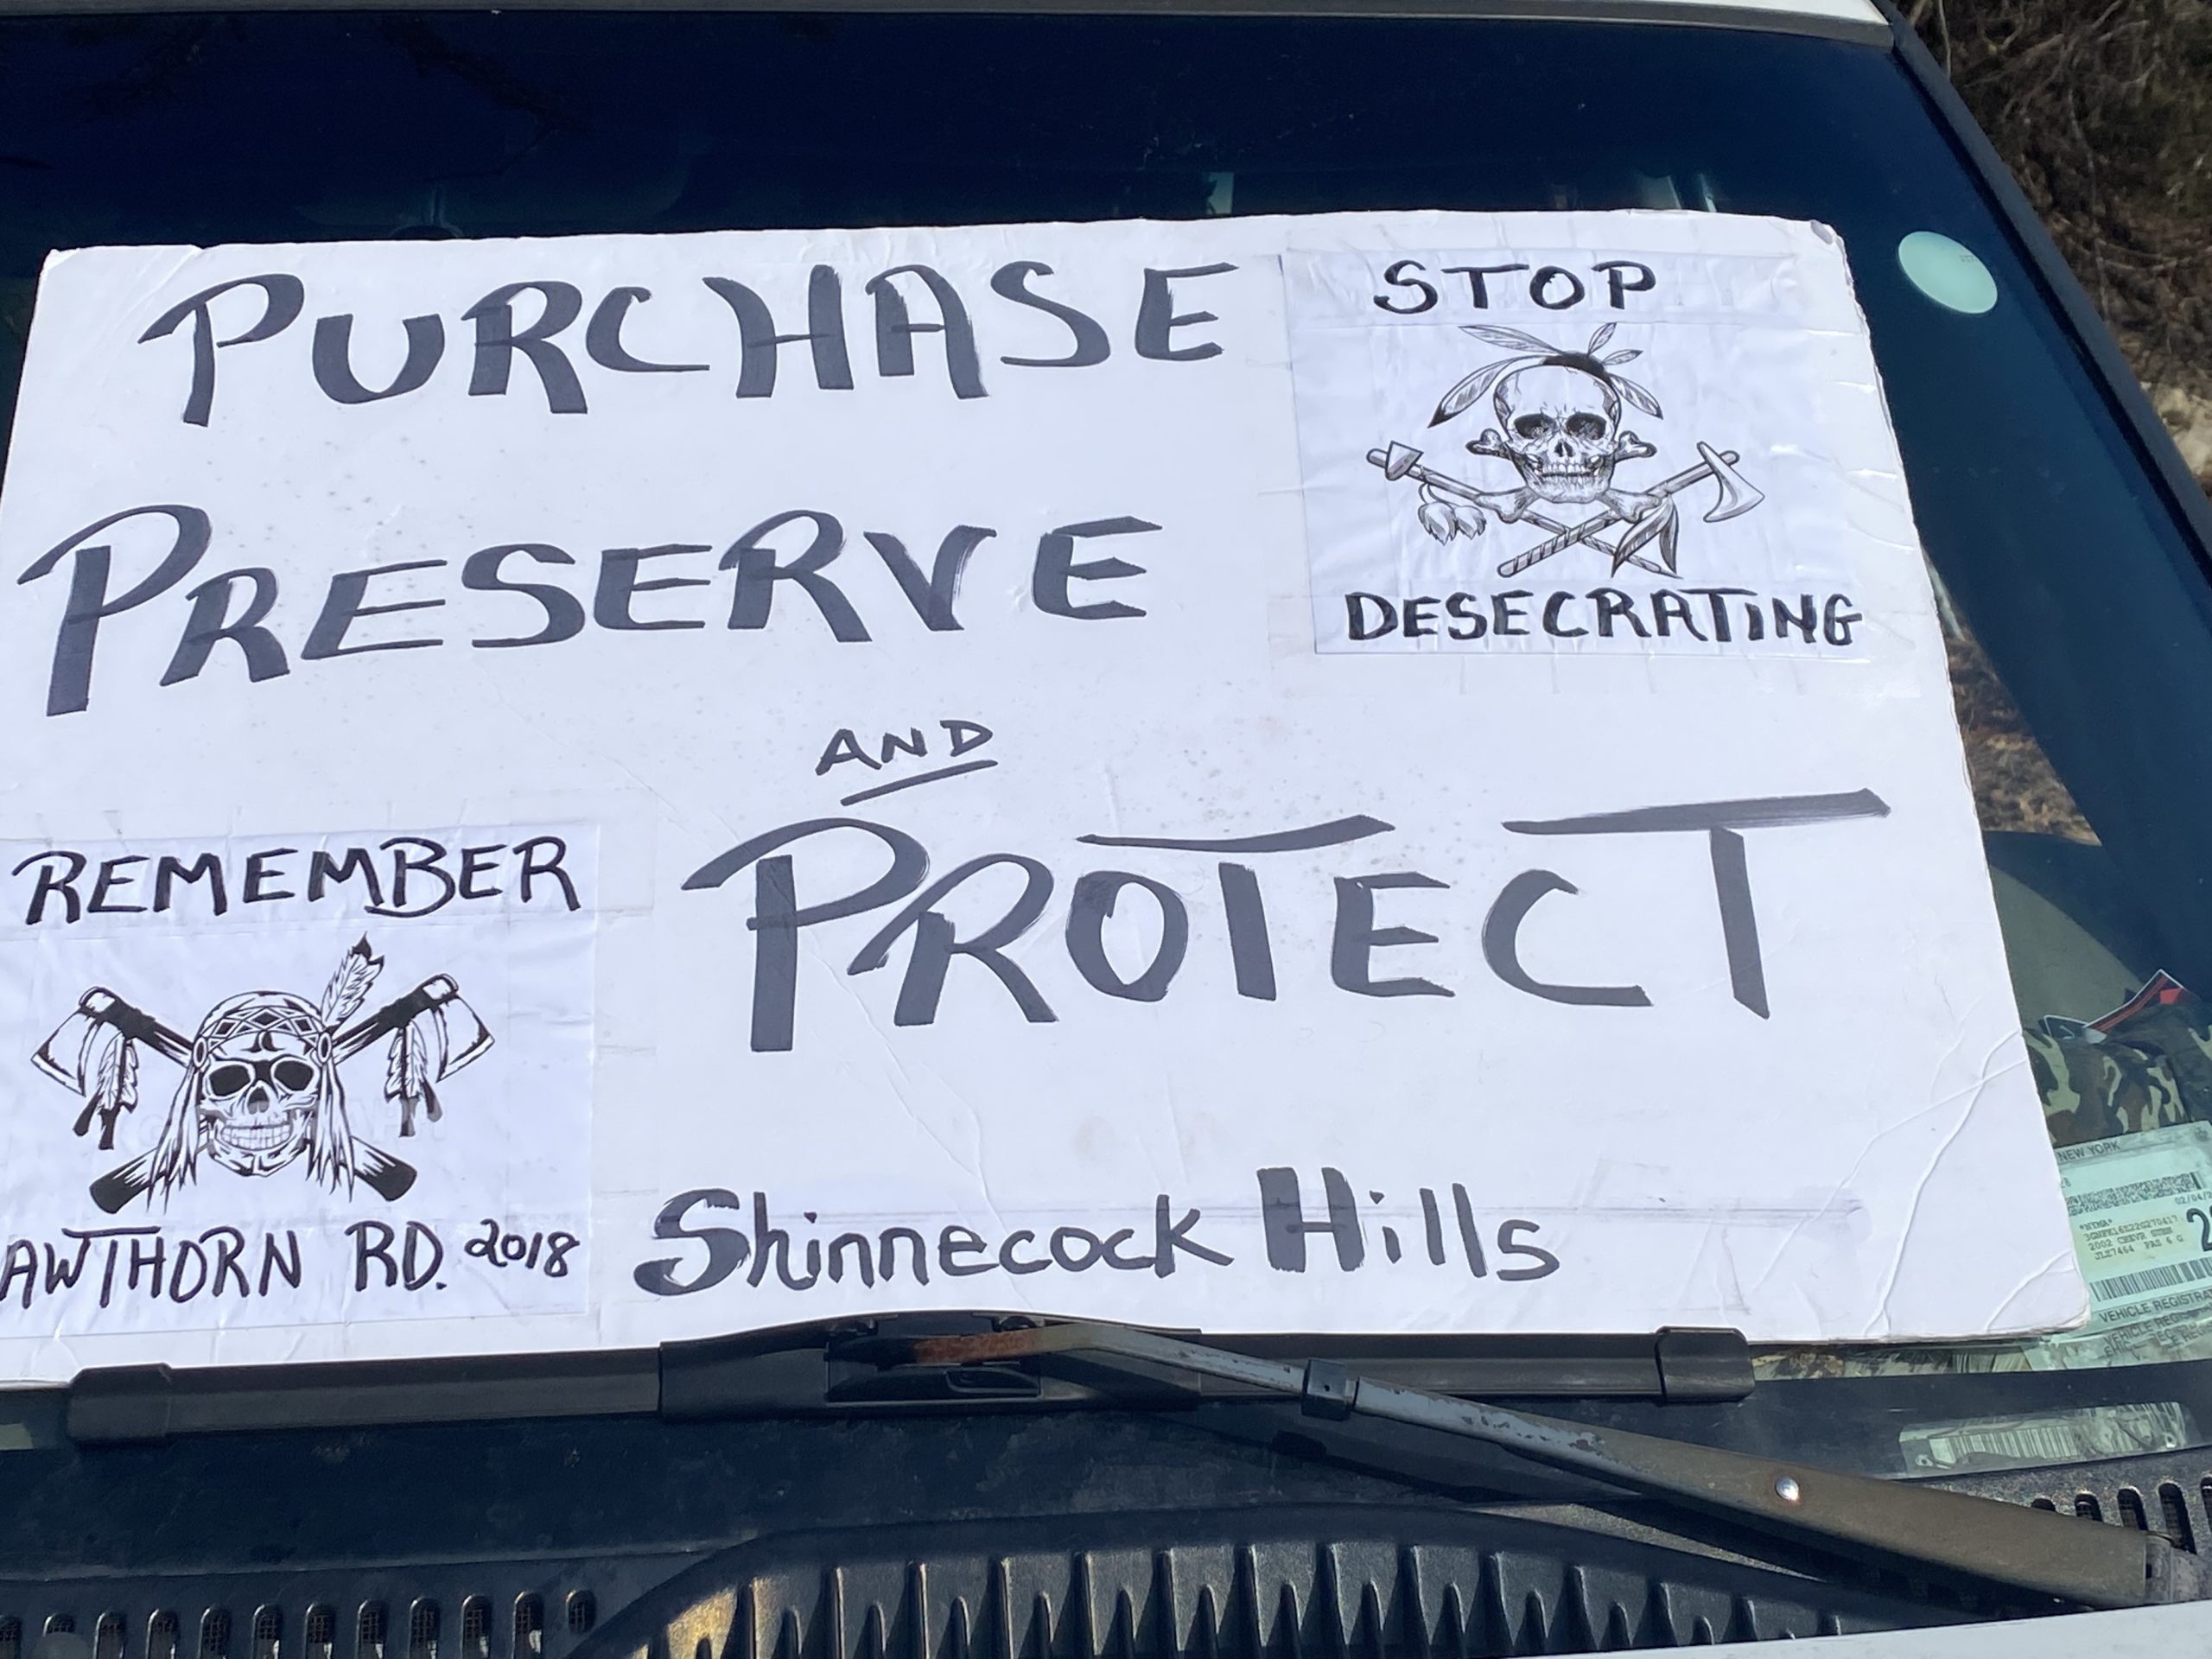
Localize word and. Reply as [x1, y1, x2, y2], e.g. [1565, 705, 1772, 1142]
[1344, 588, 1864, 647]
[817, 718, 1000, 806]
[11, 833, 579, 926]
[141, 260, 1241, 425]
[1374, 258, 1657, 316]
[16, 505, 1160, 717]
[816, 719, 994, 777]
[683, 790, 1891, 1052]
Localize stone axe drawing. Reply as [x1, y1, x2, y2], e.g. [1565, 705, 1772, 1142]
[1368, 442, 1672, 578]
[1493, 443, 1762, 578]
[1366, 440, 1762, 579]
[33, 947, 493, 1213]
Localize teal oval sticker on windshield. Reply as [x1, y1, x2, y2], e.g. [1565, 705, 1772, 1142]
[1898, 230, 1999, 315]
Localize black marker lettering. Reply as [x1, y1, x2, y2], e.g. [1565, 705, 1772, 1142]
[1441, 264, 1528, 308]
[1135, 263, 1236, 361]
[724, 511, 868, 642]
[585, 287, 707, 375]
[18, 505, 213, 716]
[312, 314, 444, 404]
[303, 560, 446, 658]
[461, 281, 587, 413]
[684, 818, 930, 1052]
[156, 853, 228, 916]
[1503, 791, 1892, 1018]
[1033, 518, 1157, 622]
[1375, 259, 1440, 315]
[704, 267, 853, 397]
[164, 567, 289, 687]
[463, 543, 587, 649]
[1482, 870, 1651, 1007]
[632, 1188, 748, 1295]
[847, 854, 1058, 1027]
[1331, 873, 1454, 998]
[243, 848, 296, 905]
[990, 261, 1111, 366]
[1065, 870, 1188, 1002]
[514, 836, 579, 911]
[867, 264, 986, 399]
[139, 276, 304, 426]
[307, 848, 381, 909]
[1594, 260, 1657, 309]
[1257, 1166, 1364, 1271]
[1529, 266, 1586, 309]
[16, 850, 84, 925]
[865, 525, 991, 632]
[1497, 1218, 1560, 1280]
[88, 855, 148, 915]
[594, 544, 711, 632]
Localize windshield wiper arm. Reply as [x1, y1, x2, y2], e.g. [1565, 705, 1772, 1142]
[900, 1319, 2212, 1612]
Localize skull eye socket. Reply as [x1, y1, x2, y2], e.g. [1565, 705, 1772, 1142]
[205, 1056, 320, 1099]
[1564, 413, 1610, 442]
[1512, 414, 1556, 441]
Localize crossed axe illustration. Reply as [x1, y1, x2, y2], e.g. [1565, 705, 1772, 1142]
[34, 976, 490, 1211]
[1366, 440, 1764, 578]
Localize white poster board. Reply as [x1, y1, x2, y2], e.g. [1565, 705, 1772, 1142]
[0, 212, 2084, 1380]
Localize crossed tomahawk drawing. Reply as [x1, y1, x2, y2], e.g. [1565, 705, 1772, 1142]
[31, 938, 492, 1212]
[1368, 322, 1763, 577]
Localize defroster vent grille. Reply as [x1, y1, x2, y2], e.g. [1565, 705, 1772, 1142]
[588, 1506, 1971, 1657]
[2, 1507, 1986, 1659]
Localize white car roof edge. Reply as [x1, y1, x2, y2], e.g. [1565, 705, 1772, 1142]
[0, 0, 1897, 50]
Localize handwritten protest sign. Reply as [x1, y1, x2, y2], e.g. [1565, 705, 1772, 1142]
[0, 213, 2083, 1378]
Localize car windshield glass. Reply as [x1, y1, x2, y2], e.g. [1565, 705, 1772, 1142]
[3, 9, 2211, 1395]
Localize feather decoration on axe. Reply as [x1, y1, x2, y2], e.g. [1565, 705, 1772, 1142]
[36, 995, 148, 1150]
[385, 1021, 445, 1137]
[73, 1027, 139, 1149]
[321, 936, 383, 1028]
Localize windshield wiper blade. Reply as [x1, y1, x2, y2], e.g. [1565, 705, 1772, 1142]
[900, 1319, 2212, 1612]
[58, 1317, 1751, 1440]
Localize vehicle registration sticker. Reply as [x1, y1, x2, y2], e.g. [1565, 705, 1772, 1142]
[2057, 1121, 2212, 1332]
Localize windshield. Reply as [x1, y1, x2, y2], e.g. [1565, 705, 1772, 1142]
[5, 0, 2212, 1540]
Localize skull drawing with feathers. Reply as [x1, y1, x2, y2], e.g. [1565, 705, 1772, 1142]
[1411, 322, 1679, 573]
[187, 991, 337, 1178]
[1367, 321, 1766, 581]
[31, 937, 495, 1212]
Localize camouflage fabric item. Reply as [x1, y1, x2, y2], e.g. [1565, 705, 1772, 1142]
[2027, 972, 2212, 1148]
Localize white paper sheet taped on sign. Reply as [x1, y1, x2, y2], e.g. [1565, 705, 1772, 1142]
[0, 828, 594, 1340]
[1285, 243, 1872, 653]
[0, 210, 2082, 1379]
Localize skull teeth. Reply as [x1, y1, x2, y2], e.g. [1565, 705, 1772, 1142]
[214, 1116, 302, 1153]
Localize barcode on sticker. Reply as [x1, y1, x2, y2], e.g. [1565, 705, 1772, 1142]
[2067, 1171, 2206, 1216]
[1922, 1423, 2093, 1467]
[1901, 1401, 2191, 1474]
[2090, 1255, 2212, 1301]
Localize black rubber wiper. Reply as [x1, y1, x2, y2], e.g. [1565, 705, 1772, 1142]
[58, 1314, 1751, 1440]
[899, 1319, 2212, 1612]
